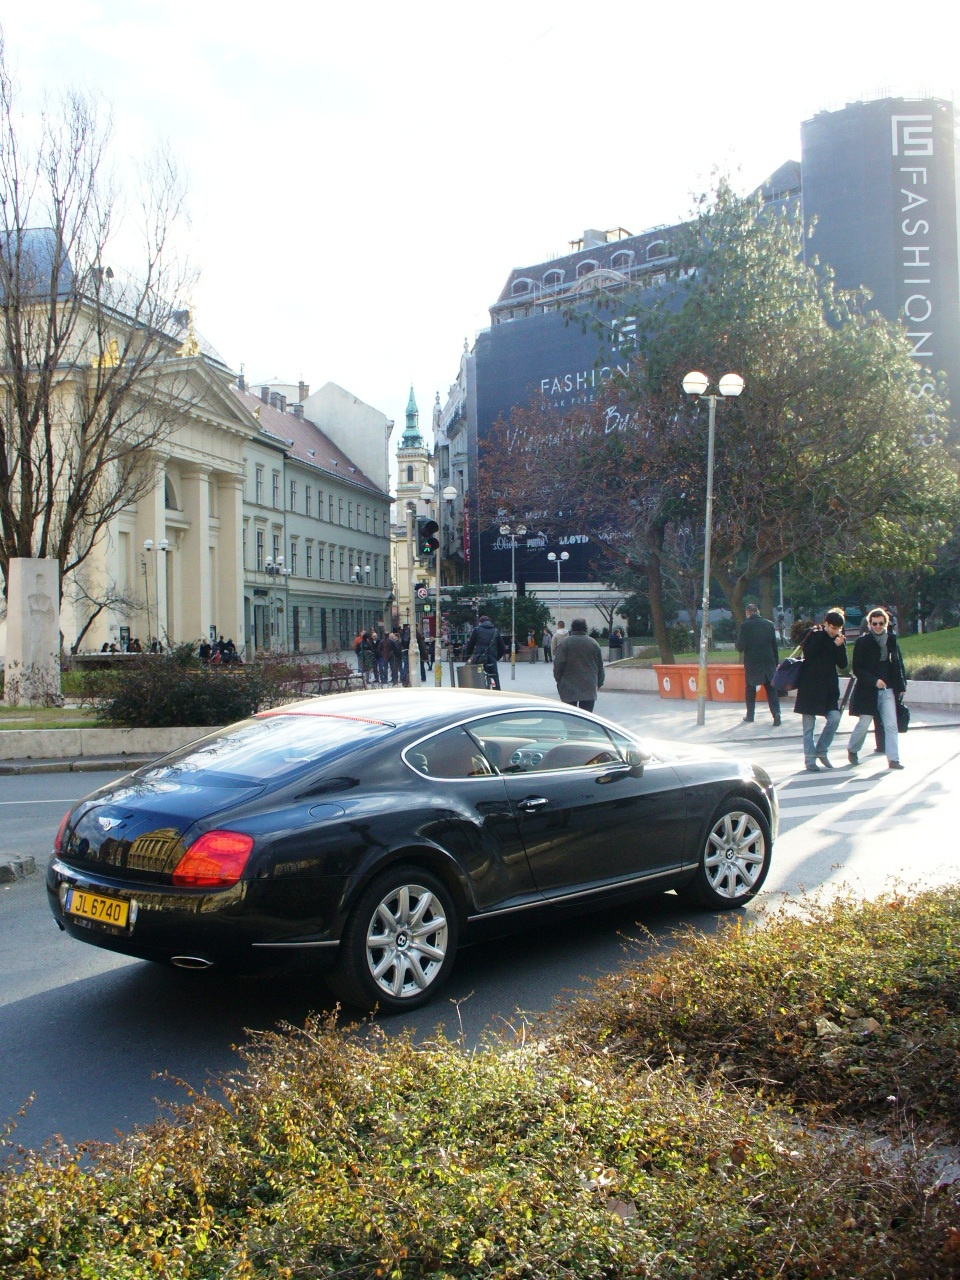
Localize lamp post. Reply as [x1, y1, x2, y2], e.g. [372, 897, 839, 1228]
[143, 538, 169, 649]
[499, 522, 527, 681]
[421, 482, 457, 685]
[352, 564, 371, 635]
[546, 550, 569, 619]
[405, 504, 421, 686]
[681, 370, 744, 726]
[264, 555, 286, 651]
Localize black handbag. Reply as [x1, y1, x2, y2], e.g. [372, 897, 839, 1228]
[772, 649, 803, 695]
[896, 695, 910, 733]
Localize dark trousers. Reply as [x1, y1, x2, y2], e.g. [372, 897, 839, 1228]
[745, 680, 781, 721]
[561, 697, 595, 712]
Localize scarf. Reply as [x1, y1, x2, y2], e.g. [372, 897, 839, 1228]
[873, 626, 889, 665]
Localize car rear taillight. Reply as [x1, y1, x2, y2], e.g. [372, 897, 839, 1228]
[53, 811, 70, 854]
[171, 831, 254, 888]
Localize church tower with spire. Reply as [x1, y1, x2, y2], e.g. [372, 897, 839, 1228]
[392, 387, 434, 629]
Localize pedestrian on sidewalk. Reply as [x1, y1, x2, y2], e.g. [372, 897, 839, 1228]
[736, 602, 782, 726]
[846, 607, 906, 769]
[794, 608, 848, 771]
[553, 618, 604, 711]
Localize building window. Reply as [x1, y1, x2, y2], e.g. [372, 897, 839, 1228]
[306, 543, 313, 577]
[289, 479, 297, 510]
[406, 465, 413, 482]
[647, 240, 667, 260]
[272, 473, 280, 508]
[339, 551, 345, 580]
[338, 497, 344, 524]
[577, 259, 599, 278]
[543, 269, 564, 288]
[611, 250, 634, 270]
[290, 541, 298, 574]
[328, 494, 334, 521]
[511, 277, 533, 296]
[365, 506, 370, 531]
[328, 548, 334, 579]
[256, 529, 264, 571]
[305, 485, 312, 516]
[255, 466, 264, 504]
[373, 512, 378, 537]
[348, 499, 353, 528]
[272, 532, 280, 561]
[242, 526, 247, 569]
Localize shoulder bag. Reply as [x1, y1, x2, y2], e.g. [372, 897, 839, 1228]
[772, 645, 804, 695]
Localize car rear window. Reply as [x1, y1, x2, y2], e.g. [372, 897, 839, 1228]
[141, 714, 395, 784]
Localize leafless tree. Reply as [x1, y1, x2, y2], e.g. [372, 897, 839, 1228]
[0, 31, 198, 608]
[65, 574, 145, 654]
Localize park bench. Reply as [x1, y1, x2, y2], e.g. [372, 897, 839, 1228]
[315, 662, 365, 695]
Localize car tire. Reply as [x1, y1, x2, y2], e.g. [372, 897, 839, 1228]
[329, 866, 459, 1013]
[679, 797, 771, 910]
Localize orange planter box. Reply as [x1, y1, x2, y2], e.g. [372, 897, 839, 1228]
[707, 664, 746, 702]
[679, 664, 705, 699]
[653, 664, 686, 699]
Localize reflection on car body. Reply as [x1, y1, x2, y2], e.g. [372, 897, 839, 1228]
[47, 689, 778, 1012]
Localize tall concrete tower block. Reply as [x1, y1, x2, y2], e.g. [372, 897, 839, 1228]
[801, 97, 960, 415]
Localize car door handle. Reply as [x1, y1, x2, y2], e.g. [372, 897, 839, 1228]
[517, 797, 548, 812]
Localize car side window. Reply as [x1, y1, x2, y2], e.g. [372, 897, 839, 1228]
[470, 711, 621, 774]
[405, 727, 495, 779]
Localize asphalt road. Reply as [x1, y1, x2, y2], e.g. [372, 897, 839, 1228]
[2, 684, 959, 1157]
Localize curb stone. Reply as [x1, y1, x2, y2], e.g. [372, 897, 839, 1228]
[0, 854, 37, 883]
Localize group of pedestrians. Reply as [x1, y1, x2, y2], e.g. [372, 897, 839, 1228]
[737, 603, 906, 772]
[353, 624, 429, 687]
[199, 635, 241, 665]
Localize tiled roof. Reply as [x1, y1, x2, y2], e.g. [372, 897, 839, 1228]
[232, 387, 387, 497]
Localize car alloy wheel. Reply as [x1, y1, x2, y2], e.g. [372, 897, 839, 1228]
[682, 798, 771, 910]
[330, 866, 459, 1012]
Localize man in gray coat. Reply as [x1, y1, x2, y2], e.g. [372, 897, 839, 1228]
[736, 603, 782, 726]
[553, 618, 604, 711]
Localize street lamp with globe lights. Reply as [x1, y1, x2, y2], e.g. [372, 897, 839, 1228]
[681, 370, 744, 726]
[546, 550, 569, 619]
[421, 482, 458, 685]
[264, 555, 288, 650]
[499, 522, 527, 680]
[143, 538, 169, 649]
[351, 564, 371, 636]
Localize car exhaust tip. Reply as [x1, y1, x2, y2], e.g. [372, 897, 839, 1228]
[170, 955, 215, 970]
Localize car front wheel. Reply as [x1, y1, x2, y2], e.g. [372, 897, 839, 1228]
[329, 866, 458, 1013]
[680, 798, 771, 910]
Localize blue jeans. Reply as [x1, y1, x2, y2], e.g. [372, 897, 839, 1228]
[802, 710, 840, 765]
[848, 687, 899, 763]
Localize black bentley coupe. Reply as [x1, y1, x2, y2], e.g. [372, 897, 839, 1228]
[47, 688, 778, 1011]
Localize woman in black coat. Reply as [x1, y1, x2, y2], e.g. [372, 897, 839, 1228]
[793, 609, 848, 771]
[846, 608, 906, 769]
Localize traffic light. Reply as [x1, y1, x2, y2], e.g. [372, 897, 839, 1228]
[417, 518, 439, 558]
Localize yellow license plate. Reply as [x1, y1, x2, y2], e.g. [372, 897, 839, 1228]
[66, 888, 130, 929]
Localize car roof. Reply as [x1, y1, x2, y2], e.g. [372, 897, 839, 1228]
[259, 687, 559, 730]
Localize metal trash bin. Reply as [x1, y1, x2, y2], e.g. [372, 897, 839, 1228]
[456, 663, 487, 688]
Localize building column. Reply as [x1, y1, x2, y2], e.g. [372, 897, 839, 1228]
[216, 476, 245, 648]
[180, 466, 211, 643]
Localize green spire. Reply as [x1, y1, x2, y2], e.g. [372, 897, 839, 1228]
[401, 385, 423, 447]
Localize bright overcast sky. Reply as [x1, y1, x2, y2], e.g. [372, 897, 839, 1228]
[4, 1, 957, 443]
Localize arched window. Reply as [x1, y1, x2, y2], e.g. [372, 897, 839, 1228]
[610, 250, 634, 271]
[406, 465, 413, 482]
[646, 240, 667, 260]
[511, 277, 533, 296]
[577, 259, 599, 278]
[164, 475, 180, 511]
[543, 269, 564, 289]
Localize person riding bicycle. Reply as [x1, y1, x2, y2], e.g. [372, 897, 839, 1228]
[463, 614, 506, 690]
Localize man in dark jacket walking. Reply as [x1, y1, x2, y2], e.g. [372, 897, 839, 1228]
[793, 609, 848, 771]
[463, 615, 506, 689]
[553, 618, 605, 711]
[846, 608, 906, 769]
[736, 603, 782, 726]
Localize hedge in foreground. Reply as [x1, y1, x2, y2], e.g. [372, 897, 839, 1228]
[555, 887, 960, 1140]
[2, 1020, 959, 1279]
[2, 888, 960, 1278]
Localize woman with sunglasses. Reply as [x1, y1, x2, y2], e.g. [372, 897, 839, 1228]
[846, 608, 906, 769]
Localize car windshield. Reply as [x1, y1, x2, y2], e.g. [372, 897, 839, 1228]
[140, 713, 395, 784]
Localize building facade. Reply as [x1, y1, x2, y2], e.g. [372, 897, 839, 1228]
[237, 384, 393, 655]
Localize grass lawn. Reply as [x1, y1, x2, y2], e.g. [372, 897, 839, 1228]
[0, 705, 96, 731]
